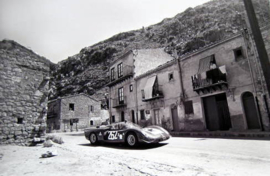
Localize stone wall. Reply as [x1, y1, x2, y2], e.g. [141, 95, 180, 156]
[0, 40, 51, 145]
[47, 94, 101, 132]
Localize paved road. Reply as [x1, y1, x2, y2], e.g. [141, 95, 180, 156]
[60, 132, 270, 176]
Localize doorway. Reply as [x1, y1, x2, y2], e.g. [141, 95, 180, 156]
[171, 105, 180, 131]
[131, 110, 135, 123]
[121, 111, 125, 122]
[154, 109, 161, 125]
[203, 93, 231, 131]
[242, 92, 260, 129]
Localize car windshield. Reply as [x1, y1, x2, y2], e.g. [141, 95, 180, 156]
[124, 122, 142, 129]
[108, 122, 142, 130]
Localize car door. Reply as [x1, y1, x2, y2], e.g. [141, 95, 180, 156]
[103, 123, 126, 143]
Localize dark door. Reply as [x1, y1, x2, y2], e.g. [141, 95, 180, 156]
[203, 93, 231, 131]
[203, 96, 220, 131]
[131, 110, 135, 123]
[216, 94, 232, 130]
[171, 106, 180, 131]
[242, 92, 260, 129]
[121, 111, 125, 122]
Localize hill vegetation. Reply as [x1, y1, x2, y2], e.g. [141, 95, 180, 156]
[49, 0, 270, 100]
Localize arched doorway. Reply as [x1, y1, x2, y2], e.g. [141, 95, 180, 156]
[242, 92, 260, 129]
[171, 104, 180, 131]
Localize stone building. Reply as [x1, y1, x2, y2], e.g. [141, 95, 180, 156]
[107, 26, 270, 132]
[47, 94, 103, 132]
[0, 40, 51, 145]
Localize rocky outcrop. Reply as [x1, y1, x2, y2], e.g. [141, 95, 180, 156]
[0, 40, 52, 145]
[50, 0, 269, 99]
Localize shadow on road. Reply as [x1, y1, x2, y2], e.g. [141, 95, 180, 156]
[78, 142, 168, 150]
[173, 136, 270, 141]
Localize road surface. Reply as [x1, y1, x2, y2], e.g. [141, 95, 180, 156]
[1, 132, 270, 176]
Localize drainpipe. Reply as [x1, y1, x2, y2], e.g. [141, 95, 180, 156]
[243, 0, 270, 99]
[242, 29, 257, 96]
[243, 29, 264, 131]
[176, 54, 185, 105]
[109, 86, 112, 124]
[135, 79, 138, 124]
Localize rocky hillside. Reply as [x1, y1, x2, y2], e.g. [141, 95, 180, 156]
[49, 0, 270, 100]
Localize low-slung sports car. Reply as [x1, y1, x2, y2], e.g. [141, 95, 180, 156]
[84, 121, 170, 147]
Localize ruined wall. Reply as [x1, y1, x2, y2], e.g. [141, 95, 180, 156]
[0, 40, 50, 145]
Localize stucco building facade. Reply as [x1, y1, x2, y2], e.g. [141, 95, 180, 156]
[107, 48, 174, 127]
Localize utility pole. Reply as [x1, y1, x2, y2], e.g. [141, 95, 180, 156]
[243, 0, 270, 98]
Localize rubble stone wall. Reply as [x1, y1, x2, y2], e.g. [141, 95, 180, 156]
[0, 40, 51, 145]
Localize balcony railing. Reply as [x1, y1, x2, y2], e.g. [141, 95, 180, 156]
[108, 65, 133, 86]
[192, 66, 228, 94]
[112, 96, 127, 108]
[142, 85, 164, 102]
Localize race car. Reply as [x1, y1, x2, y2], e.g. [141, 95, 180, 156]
[84, 121, 170, 147]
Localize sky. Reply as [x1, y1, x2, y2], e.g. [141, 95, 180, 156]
[0, 0, 210, 63]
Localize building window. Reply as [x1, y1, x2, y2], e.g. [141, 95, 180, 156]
[90, 120, 94, 126]
[130, 84, 133, 92]
[69, 103, 75, 111]
[118, 87, 124, 104]
[111, 115, 115, 123]
[91, 105, 94, 112]
[140, 110, 145, 120]
[111, 67, 115, 81]
[184, 101, 194, 114]
[117, 63, 123, 78]
[17, 118, 23, 124]
[168, 72, 174, 81]
[234, 47, 244, 61]
[89, 105, 94, 113]
[141, 90, 145, 99]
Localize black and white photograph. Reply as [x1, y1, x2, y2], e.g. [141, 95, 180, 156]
[0, 0, 270, 175]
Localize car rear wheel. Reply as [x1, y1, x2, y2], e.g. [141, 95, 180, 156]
[126, 133, 137, 147]
[89, 133, 98, 145]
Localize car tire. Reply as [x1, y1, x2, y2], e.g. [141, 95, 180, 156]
[89, 133, 98, 145]
[126, 133, 138, 147]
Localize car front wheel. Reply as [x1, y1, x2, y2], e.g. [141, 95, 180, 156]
[126, 133, 137, 147]
[89, 133, 98, 145]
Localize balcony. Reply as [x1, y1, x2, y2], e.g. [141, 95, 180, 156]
[192, 66, 228, 94]
[112, 96, 127, 108]
[108, 65, 133, 87]
[142, 85, 164, 102]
